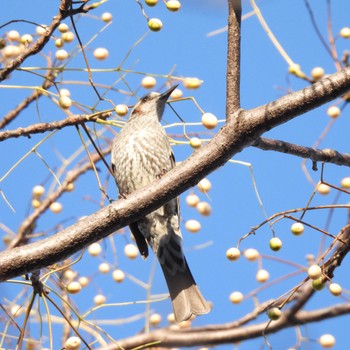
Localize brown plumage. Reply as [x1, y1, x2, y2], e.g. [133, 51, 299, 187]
[111, 85, 210, 322]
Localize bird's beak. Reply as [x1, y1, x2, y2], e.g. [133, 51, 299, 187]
[159, 84, 179, 101]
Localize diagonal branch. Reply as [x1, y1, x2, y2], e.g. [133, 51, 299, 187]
[1, 65, 350, 282]
[1, 0, 350, 288]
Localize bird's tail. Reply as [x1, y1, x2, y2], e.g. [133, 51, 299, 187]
[160, 258, 211, 323]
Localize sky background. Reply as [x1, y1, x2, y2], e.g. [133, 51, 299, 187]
[1, 0, 350, 349]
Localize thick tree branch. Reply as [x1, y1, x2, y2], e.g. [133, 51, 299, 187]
[254, 137, 350, 166]
[1, 66, 350, 282]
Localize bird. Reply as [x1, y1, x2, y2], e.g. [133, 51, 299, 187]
[111, 85, 211, 322]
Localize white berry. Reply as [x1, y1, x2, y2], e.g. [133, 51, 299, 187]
[145, 0, 158, 5]
[196, 201, 211, 216]
[93, 47, 109, 60]
[20, 34, 33, 44]
[115, 104, 129, 116]
[98, 263, 110, 274]
[166, 0, 181, 11]
[185, 219, 201, 233]
[67, 281, 82, 294]
[50, 202, 62, 213]
[66, 183, 74, 192]
[55, 49, 69, 61]
[94, 294, 106, 305]
[59, 95, 72, 109]
[141, 76, 157, 89]
[341, 177, 350, 189]
[101, 12, 113, 22]
[197, 178, 211, 192]
[244, 248, 259, 261]
[267, 307, 282, 320]
[32, 199, 41, 208]
[308, 264, 322, 280]
[32, 185, 45, 198]
[319, 334, 336, 348]
[59, 88, 71, 97]
[317, 183, 330, 195]
[11, 304, 22, 317]
[170, 88, 183, 99]
[189, 137, 202, 149]
[183, 77, 202, 89]
[167, 313, 175, 323]
[229, 291, 243, 304]
[7, 30, 20, 41]
[62, 31, 75, 43]
[311, 67, 325, 80]
[269, 237, 282, 251]
[36, 25, 48, 36]
[186, 193, 200, 207]
[226, 247, 240, 261]
[291, 222, 304, 236]
[329, 282, 342, 296]
[149, 313, 162, 325]
[78, 276, 89, 287]
[55, 38, 64, 48]
[88, 242, 102, 256]
[327, 106, 341, 118]
[256, 269, 270, 282]
[58, 23, 69, 33]
[202, 113, 218, 129]
[2, 45, 21, 58]
[340, 27, 350, 38]
[124, 243, 139, 259]
[112, 269, 125, 283]
[65, 336, 81, 350]
[148, 18, 163, 32]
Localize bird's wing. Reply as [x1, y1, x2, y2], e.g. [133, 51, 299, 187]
[169, 150, 181, 224]
[129, 222, 149, 259]
[111, 154, 149, 258]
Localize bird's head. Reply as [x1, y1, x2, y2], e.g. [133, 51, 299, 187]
[131, 85, 178, 121]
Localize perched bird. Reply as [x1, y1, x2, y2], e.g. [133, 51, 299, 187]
[111, 85, 210, 322]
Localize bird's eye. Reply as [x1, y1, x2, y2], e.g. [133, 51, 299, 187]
[141, 95, 149, 102]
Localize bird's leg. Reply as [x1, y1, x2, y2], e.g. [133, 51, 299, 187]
[156, 168, 169, 179]
[118, 192, 128, 200]
[109, 192, 128, 203]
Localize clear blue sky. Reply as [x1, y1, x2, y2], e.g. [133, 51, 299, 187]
[1, 0, 350, 349]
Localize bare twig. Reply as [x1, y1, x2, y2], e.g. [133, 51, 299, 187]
[7, 143, 112, 249]
[0, 0, 98, 82]
[0, 112, 112, 141]
[254, 137, 350, 167]
[226, 0, 241, 117]
[97, 303, 350, 349]
[0, 70, 57, 129]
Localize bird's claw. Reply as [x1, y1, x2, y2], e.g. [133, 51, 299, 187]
[119, 192, 128, 199]
[156, 169, 168, 179]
